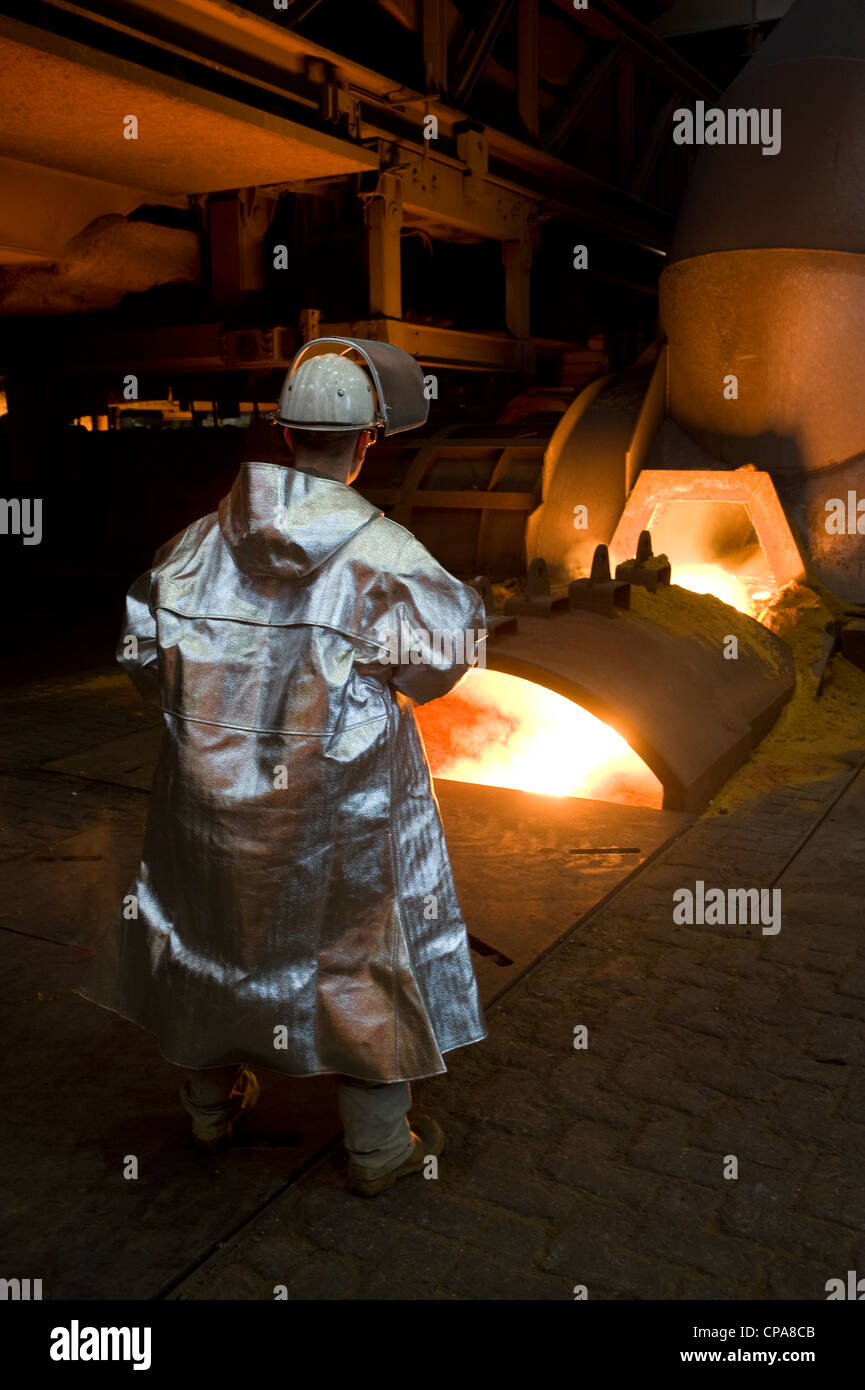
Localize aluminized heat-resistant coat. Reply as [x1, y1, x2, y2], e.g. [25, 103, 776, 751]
[79, 461, 487, 1081]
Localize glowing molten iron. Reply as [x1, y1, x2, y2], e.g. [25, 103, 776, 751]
[673, 565, 772, 617]
[415, 669, 663, 807]
[624, 501, 780, 618]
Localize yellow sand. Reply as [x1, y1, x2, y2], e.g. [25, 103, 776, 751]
[704, 582, 865, 814]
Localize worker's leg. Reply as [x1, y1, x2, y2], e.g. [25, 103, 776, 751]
[337, 1075, 413, 1179]
[179, 1063, 259, 1147]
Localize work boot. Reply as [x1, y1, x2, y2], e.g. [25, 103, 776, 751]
[190, 1067, 260, 1154]
[347, 1115, 445, 1197]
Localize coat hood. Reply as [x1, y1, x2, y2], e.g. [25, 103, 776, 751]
[218, 461, 381, 579]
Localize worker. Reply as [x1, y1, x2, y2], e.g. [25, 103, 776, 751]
[78, 340, 487, 1197]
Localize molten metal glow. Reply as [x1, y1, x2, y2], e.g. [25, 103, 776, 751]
[673, 565, 763, 616]
[415, 669, 663, 807]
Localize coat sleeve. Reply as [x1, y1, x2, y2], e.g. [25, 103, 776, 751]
[116, 531, 188, 705]
[383, 534, 488, 705]
[116, 567, 161, 707]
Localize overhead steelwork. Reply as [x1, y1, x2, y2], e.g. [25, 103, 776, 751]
[0, 0, 693, 254]
[0, 0, 708, 373]
[651, 1, 794, 38]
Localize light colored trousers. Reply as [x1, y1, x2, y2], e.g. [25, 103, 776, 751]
[179, 1065, 413, 1177]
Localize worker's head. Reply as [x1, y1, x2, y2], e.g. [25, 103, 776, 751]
[282, 425, 373, 485]
[276, 350, 379, 484]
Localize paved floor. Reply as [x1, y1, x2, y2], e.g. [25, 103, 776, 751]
[171, 758, 865, 1302]
[1, 666, 864, 1300]
[0, 667, 684, 1300]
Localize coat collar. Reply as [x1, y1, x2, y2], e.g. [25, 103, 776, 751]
[218, 461, 381, 579]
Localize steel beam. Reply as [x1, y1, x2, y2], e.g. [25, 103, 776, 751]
[563, 0, 720, 100]
[58, 321, 297, 372]
[277, 0, 327, 25]
[384, 144, 536, 242]
[516, 0, 539, 137]
[451, 0, 514, 108]
[421, 0, 448, 93]
[617, 51, 635, 186]
[57, 314, 535, 374]
[543, 45, 621, 155]
[318, 318, 534, 371]
[363, 490, 534, 511]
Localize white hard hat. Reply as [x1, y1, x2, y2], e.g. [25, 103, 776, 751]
[277, 337, 429, 435]
[276, 351, 380, 432]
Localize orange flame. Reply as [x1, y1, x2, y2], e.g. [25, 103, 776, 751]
[673, 565, 774, 618]
[416, 669, 663, 807]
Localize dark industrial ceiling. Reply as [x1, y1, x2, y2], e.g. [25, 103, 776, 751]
[0, 0, 788, 349]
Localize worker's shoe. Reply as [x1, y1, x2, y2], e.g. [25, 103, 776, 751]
[347, 1115, 445, 1197]
[190, 1067, 260, 1154]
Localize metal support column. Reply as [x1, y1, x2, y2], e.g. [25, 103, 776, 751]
[502, 235, 532, 340]
[208, 187, 277, 308]
[364, 173, 403, 320]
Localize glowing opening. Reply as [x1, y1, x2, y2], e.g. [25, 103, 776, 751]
[415, 668, 663, 807]
[637, 499, 777, 618]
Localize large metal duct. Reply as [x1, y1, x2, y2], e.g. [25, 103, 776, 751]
[660, 0, 865, 600]
[524, 346, 669, 585]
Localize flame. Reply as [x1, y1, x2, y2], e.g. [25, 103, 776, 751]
[673, 565, 768, 617]
[415, 668, 662, 806]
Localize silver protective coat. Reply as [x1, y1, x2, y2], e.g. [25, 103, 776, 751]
[79, 461, 487, 1081]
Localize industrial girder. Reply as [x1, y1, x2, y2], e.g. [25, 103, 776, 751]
[0, 0, 684, 254]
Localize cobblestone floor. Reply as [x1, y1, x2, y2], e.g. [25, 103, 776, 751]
[2, 668, 864, 1300]
[167, 753, 865, 1301]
